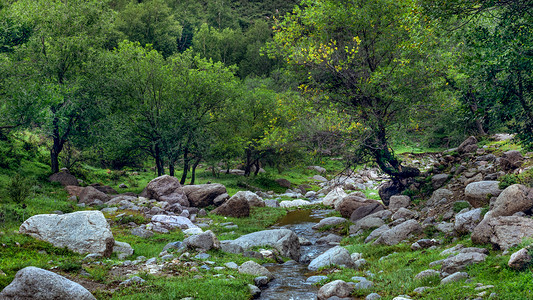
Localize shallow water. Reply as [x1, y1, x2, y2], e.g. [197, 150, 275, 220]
[259, 209, 334, 300]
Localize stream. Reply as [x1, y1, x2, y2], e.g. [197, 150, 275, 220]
[259, 209, 335, 300]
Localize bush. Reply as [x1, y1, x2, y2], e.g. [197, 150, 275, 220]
[6, 173, 32, 204]
[499, 174, 519, 190]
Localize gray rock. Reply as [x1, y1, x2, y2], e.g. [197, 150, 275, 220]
[312, 217, 346, 230]
[350, 203, 385, 222]
[472, 216, 533, 250]
[0, 267, 95, 299]
[350, 217, 385, 234]
[323, 187, 348, 207]
[182, 183, 227, 207]
[140, 175, 189, 206]
[373, 220, 422, 246]
[225, 262, 238, 269]
[113, 241, 134, 260]
[194, 253, 210, 260]
[254, 276, 269, 287]
[458, 136, 477, 153]
[353, 258, 368, 270]
[432, 174, 450, 189]
[508, 248, 532, 270]
[366, 293, 382, 300]
[101, 207, 118, 214]
[151, 215, 198, 229]
[230, 191, 265, 207]
[119, 276, 145, 286]
[465, 181, 501, 208]
[413, 287, 430, 294]
[435, 222, 454, 234]
[317, 280, 354, 300]
[226, 229, 300, 260]
[238, 261, 272, 279]
[248, 284, 261, 297]
[454, 208, 482, 234]
[162, 241, 182, 252]
[486, 184, 533, 219]
[220, 241, 244, 254]
[79, 186, 110, 205]
[441, 252, 487, 273]
[264, 199, 280, 208]
[415, 269, 440, 280]
[353, 279, 373, 289]
[211, 196, 250, 218]
[440, 272, 468, 285]
[308, 246, 355, 271]
[427, 189, 453, 207]
[308, 166, 327, 173]
[364, 225, 390, 243]
[280, 199, 313, 208]
[182, 230, 220, 251]
[316, 234, 342, 244]
[312, 175, 328, 182]
[500, 150, 523, 171]
[19, 211, 114, 257]
[388, 195, 410, 212]
[391, 208, 417, 221]
[49, 171, 79, 187]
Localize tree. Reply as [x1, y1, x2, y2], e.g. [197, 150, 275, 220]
[1, 0, 114, 173]
[422, 0, 533, 149]
[269, 0, 435, 180]
[115, 0, 182, 57]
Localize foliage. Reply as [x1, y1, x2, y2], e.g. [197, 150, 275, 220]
[268, 0, 441, 178]
[5, 173, 32, 204]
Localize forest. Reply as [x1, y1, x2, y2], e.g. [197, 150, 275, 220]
[0, 0, 533, 299]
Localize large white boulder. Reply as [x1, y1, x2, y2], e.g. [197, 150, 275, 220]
[19, 211, 114, 256]
[0, 267, 95, 299]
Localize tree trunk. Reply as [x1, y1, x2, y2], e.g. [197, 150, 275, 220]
[253, 159, 261, 176]
[50, 117, 65, 174]
[155, 144, 164, 176]
[244, 148, 252, 177]
[189, 157, 201, 185]
[180, 147, 189, 184]
[169, 162, 175, 177]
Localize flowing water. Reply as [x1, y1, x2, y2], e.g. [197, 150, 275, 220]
[259, 209, 335, 300]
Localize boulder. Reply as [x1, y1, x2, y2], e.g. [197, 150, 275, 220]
[91, 184, 118, 195]
[140, 175, 189, 206]
[182, 230, 220, 251]
[229, 191, 265, 207]
[350, 203, 385, 223]
[508, 248, 532, 270]
[465, 181, 502, 208]
[441, 272, 468, 285]
[308, 246, 355, 271]
[264, 199, 280, 208]
[317, 280, 354, 300]
[65, 186, 84, 198]
[0, 267, 95, 300]
[486, 184, 533, 219]
[131, 227, 154, 238]
[337, 196, 380, 218]
[427, 188, 453, 207]
[373, 219, 422, 246]
[19, 211, 114, 257]
[78, 186, 110, 205]
[388, 195, 410, 212]
[378, 180, 403, 206]
[415, 269, 440, 280]
[238, 261, 272, 279]
[150, 215, 198, 229]
[364, 224, 390, 243]
[211, 196, 250, 218]
[311, 175, 328, 182]
[213, 193, 229, 206]
[500, 150, 523, 171]
[227, 229, 300, 260]
[182, 183, 227, 207]
[323, 187, 348, 207]
[441, 252, 487, 273]
[280, 199, 312, 208]
[275, 178, 292, 188]
[454, 208, 483, 234]
[458, 136, 478, 153]
[49, 171, 78, 187]
[350, 217, 385, 233]
[472, 216, 533, 250]
[316, 233, 342, 244]
[391, 208, 417, 221]
[312, 217, 346, 230]
[432, 174, 450, 189]
[113, 241, 134, 259]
